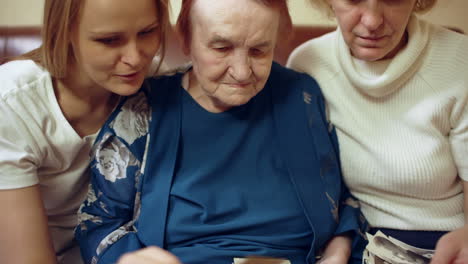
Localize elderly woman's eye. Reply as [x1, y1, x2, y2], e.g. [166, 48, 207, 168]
[250, 48, 265, 57]
[213, 46, 231, 52]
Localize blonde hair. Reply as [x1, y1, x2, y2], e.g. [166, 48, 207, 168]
[16, 0, 170, 79]
[309, 0, 437, 18]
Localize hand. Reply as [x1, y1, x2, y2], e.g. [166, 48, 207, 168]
[317, 235, 351, 264]
[117, 246, 182, 264]
[430, 226, 468, 264]
[317, 254, 348, 264]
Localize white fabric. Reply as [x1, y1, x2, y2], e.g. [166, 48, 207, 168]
[0, 60, 95, 264]
[287, 16, 468, 231]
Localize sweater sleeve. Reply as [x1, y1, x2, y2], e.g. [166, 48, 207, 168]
[442, 29, 468, 182]
[75, 92, 151, 264]
[450, 98, 468, 181]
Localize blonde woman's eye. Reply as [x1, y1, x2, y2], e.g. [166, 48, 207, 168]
[139, 28, 157, 36]
[95, 37, 119, 45]
[344, 0, 363, 4]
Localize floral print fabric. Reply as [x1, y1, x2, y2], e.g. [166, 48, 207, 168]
[76, 90, 151, 263]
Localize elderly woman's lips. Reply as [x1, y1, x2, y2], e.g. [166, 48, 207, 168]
[226, 82, 252, 88]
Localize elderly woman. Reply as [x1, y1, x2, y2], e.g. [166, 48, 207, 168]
[0, 0, 169, 263]
[287, 0, 468, 263]
[75, 0, 367, 263]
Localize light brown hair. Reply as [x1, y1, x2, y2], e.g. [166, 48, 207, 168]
[15, 0, 170, 79]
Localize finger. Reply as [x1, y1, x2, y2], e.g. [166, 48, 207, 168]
[118, 247, 181, 264]
[431, 234, 459, 264]
[118, 252, 156, 264]
[138, 246, 181, 263]
[452, 246, 468, 264]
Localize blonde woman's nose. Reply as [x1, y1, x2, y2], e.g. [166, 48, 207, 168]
[121, 41, 143, 67]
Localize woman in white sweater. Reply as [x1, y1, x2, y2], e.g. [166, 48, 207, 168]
[0, 0, 169, 263]
[287, 0, 468, 263]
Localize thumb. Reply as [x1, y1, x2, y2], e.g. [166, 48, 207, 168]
[431, 235, 458, 264]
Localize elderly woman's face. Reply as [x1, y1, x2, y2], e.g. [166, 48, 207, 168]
[185, 0, 279, 112]
[329, 0, 417, 61]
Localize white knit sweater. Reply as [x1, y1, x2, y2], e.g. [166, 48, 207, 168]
[287, 16, 468, 231]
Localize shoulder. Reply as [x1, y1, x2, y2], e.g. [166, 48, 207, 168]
[144, 68, 185, 96]
[269, 62, 322, 96]
[287, 31, 341, 84]
[289, 31, 336, 57]
[287, 31, 337, 70]
[423, 19, 468, 65]
[417, 20, 468, 85]
[91, 90, 151, 181]
[416, 18, 468, 65]
[0, 60, 55, 124]
[0, 60, 51, 99]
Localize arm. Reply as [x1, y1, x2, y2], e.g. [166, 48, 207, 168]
[0, 95, 57, 263]
[0, 186, 57, 264]
[430, 181, 468, 264]
[75, 162, 145, 264]
[313, 83, 368, 264]
[465, 181, 468, 220]
[319, 186, 367, 264]
[430, 92, 468, 264]
[75, 93, 151, 264]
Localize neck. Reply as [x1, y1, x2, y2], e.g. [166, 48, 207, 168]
[53, 74, 119, 137]
[58, 63, 113, 107]
[336, 16, 429, 98]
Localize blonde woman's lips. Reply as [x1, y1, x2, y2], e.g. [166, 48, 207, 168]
[116, 72, 140, 81]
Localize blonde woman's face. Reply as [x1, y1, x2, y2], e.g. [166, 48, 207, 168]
[329, 0, 417, 61]
[70, 0, 161, 96]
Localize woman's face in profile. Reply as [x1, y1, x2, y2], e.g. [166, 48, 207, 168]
[329, 0, 417, 61]
[185, 0, 280, 112]
[70, 0, 162, 96]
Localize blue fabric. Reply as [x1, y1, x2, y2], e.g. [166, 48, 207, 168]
[165, 87, 313, 264]
[75, 62, 367, 264]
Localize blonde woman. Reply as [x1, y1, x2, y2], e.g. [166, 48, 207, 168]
[0, 0, 169, 263]
[288, 0, 468, 263]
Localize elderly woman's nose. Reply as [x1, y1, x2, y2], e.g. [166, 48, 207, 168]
[361, 3, 384, 31]
[229, 52, 252, 82]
